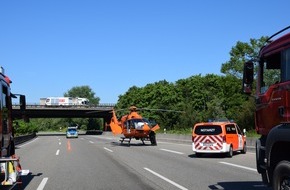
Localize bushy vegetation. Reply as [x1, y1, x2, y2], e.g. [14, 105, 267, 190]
[115, 37, 267, 133]
[115, 74, 253, 132]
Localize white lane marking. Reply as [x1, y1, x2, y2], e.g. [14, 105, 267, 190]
[89, 141, 94, 144]
[59, 142, 61, 145]
[144, 167, 188, 190]
[160, 148, 184, 155]
[56, 149, 60, 155]
[81, 138, 85, 140]
[17, 137, 38, 147]
[37, 177, 48, 190]
[104, 147, 113, 152]
[104, 137, 113, 140]
[212, 184, 224, 189]
[219, 162, 256, 172]
[95, 136, 113, 140]
[158, 139, 191, 144]
[158, 141, 191, 146]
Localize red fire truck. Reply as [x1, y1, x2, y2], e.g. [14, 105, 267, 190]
[0, 66, 26, 188]
[243, 26, 290, 190]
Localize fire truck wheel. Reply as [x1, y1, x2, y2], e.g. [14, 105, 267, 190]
[273, 161, 290, 190]
[227, 145, 233, 158]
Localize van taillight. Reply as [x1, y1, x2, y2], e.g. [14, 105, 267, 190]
[223, 135, 226, 142]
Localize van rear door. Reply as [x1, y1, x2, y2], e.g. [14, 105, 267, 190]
[194, 125, 223, 150]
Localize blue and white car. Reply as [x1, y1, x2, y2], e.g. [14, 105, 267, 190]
[66, 127, 78, 138]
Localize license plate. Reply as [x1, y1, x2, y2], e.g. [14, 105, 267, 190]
[203, 142, 214, 147]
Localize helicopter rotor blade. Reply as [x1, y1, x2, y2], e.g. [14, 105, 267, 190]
[138, 108, 185, 113]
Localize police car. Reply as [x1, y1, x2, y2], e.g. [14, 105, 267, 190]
[66, 127, 78, 138]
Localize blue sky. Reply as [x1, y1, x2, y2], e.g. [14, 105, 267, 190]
[1, 0, 289, 104]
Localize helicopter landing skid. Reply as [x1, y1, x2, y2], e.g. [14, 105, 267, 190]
[119, 137, 131, 146]
[141, 138, 145, 145]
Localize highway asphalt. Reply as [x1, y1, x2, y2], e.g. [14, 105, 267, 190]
[15, 134, 270, 190]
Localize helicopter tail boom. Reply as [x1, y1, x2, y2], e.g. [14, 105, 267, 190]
[110, 122, 122, 135]
[110, 110, 122, 135]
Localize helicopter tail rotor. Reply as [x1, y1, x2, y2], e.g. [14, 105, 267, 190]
[151, 124, 160, 132]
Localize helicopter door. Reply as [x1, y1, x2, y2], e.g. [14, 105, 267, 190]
[125, 121, 131, 133]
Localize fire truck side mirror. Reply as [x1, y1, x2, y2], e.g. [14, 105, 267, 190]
[20, 95, 26, 112]
[243, 61, 254, 94]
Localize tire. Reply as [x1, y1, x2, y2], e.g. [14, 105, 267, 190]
[150, 132, 157, 146]
[241, 143, 247, 154]
[273, 161, 290, 190]
[227, 145, 233, 158]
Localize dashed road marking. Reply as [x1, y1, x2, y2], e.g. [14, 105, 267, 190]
[144, 167, 188, 190]
[219, 162, 256, 172]
[95, 136, 113, 140]
[56, 149, 60, 155]
[160, 148, 184, 155]
[104, 147, 113, 152]
[209, 184, 224, 189]
[37, 177, 48, 190]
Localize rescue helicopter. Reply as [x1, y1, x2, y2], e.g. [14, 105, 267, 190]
[110, 106, 160, 146]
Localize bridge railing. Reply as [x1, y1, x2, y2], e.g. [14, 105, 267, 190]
[12, 103, 116, 108]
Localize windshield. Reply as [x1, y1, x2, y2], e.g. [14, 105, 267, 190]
[194, 125, 222, 135]
[68, 128, 77, 132]
[259, 47, 290, 93]
[124, 118, 156, 129]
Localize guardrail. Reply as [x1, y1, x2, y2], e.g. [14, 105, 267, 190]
[13, 103, 116, 108]
[15, 133, 37, 145]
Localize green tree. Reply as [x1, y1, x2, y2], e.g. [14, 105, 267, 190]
[220, 37, 268, 131]
[63, 86, 100, 130]
[64, 85, 100, 105]
[220, 36, 268, 78]
[63, 86, 102, 130]
[116, 80, 182, 131]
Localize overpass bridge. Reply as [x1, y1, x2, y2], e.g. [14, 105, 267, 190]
[12, 104, 115, 129]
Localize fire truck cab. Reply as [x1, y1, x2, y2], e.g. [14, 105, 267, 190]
[0, 66, 26, 188]
[243, 26, 290, 190]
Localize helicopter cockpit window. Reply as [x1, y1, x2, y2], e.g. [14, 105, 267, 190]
[129, 119, 146, 129]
